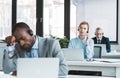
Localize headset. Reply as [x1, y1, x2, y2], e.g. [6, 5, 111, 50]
[27, 29, 33, 36]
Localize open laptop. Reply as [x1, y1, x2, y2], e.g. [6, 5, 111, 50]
[62, 48, 84, 61]
[17, 58, 59, 78]
[94, 44, 106, 55]
[93, 46, 102, 58]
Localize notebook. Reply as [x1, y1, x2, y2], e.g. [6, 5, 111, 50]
[62, 48, 84, 61]
[17, 58, 59, 78]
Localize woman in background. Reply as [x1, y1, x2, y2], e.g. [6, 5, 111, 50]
[68, 21, 94, 59]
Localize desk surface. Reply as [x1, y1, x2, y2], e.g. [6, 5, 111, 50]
[102, 52, 120, 58]
[59, 75, 114, 78]
[0, 71, 114, 78]
[0, 59, 119, 78]
[0, 75, 115, 78]
[67, 58, 120, 67]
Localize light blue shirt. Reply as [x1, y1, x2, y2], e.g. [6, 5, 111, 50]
[68, 37, 94, 59]
[25, 37, 39, 58]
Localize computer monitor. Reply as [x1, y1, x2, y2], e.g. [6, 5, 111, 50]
[94, 44, 106, 56]
[93, 46, 102, 58]
[62, 48, 84, 61]
[17, 58, 59, 78]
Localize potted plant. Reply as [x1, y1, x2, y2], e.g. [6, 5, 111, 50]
[49, 35, 69, 48]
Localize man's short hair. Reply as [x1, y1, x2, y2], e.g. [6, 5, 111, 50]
[96, 27, 103, 31]
[12, 22, 30, 34]
[95, 27, 104, 35]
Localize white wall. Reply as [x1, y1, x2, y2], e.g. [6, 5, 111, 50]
[75, 0, 117, 41]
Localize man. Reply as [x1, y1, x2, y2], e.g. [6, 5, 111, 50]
[92, 27, 111, 52]
[3, 22, 68, 76]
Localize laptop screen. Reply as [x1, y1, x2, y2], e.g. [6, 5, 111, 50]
[62, 48, 84, 61]
[17, 58, 59, 78]
[93, 46, 102, 58]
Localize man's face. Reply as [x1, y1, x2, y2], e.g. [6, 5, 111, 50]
[96, 30, 103, 39]
[13, 28, 34, 50]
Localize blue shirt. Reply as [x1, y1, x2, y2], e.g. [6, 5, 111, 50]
[25, 37, 39, 58]
[68, 37, 94, 59]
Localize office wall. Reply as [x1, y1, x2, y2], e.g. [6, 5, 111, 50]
[75, 0, 117, 42]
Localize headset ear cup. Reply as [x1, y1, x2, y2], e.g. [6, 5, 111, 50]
[28, 29, 33, 36]
[87, 31, 89, 33]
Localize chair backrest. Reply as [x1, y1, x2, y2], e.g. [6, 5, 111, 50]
[93, 46, 102, 58]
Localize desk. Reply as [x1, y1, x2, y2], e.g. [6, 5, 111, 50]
[0, 74, 115, 78]
[59, 75, 114, 78]
[102, 52, 120, 58]
[67, 59, 120, 78]
[0, 71, 115, 78]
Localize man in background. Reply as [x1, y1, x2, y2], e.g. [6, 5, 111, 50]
[92, 27, 111, 52]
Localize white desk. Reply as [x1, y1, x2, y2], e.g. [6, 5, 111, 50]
[0, 71, 115, 78]
[0, 74, 114, 78]
[102, 52, 120, 58]
[59, 75, 114, 78]
[67, 59, 120, 78]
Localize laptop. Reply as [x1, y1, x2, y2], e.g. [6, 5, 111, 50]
[93, 46, 102, 58]
[17, 58, 59, 78]
[62, 48, 84, 61]
[94, 44, 106, 55]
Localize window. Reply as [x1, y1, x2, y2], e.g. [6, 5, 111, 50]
[0, 0, 12, 40]
[17, 0, 36, 35]
[43, 0, 64, 38]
